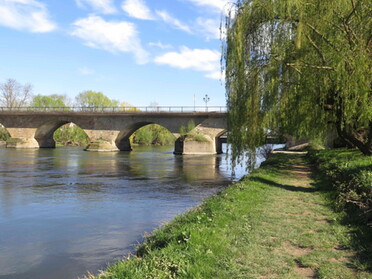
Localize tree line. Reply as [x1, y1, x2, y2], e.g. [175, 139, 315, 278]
[0, 79, 174, 146]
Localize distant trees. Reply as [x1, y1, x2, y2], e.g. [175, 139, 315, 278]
[132, 124, 175, 146]
[0, 78, 33, 108]
[75, 90, 119, 109]
[120, 101, 140, 112]
[30, 94, 88, 146]
[30, 94, 70, 109]
[54, 125, 90, 146]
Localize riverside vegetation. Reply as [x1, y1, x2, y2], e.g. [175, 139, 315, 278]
[0, 126, 9, 142]
[84, 149, 371, 279]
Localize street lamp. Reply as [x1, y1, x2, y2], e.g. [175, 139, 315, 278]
[203, 94, 210, 112]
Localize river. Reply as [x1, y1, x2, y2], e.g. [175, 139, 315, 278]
[0, 145, 266, 279]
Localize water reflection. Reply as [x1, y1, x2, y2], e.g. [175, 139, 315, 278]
[0, 145, 238, 279]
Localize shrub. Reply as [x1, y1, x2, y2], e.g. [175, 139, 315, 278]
[179, 120, 209, 142]
[54, 124, 89, 146]
[308, 149, 372, 225]
[133, 124, 175, 146]
[0, 127, 10, 141]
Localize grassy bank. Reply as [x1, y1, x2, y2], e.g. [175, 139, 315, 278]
[86, 152, 371, 279]
[308, 149, 371, 224]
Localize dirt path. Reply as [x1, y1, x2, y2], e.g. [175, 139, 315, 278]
[257, 156, 364, 278]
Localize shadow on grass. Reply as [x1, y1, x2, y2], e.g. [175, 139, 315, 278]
[249, 176, 318, 193]
[309, 166, 372, 272]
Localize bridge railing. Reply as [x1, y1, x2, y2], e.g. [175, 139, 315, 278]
[0, 106, 227, 113]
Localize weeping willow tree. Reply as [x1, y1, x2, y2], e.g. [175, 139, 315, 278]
[223, 0, 371, 167]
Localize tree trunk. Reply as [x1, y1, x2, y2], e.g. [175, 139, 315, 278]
[335, 121, 372, 156]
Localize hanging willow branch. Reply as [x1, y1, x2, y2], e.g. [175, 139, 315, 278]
[223, 0, 372, 168]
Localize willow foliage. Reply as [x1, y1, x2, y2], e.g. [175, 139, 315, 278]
[223, 0, 371, 167]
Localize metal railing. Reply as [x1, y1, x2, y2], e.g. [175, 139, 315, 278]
[0, 106, 227, 113]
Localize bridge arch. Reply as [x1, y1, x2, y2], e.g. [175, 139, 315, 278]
[115, 122, 177, 151]
[214, 129, 228, 154]
[35, 120, 90, 148]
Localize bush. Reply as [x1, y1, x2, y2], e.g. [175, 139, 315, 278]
[0, 127, 10, 141]
[54, 124, 90, 146]
[307, 149, 372, 225]
[179, 120, 209, 142]
[132, 124, 175, 146]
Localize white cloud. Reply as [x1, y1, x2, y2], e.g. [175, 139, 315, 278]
[0, 0, 56, 32]
[148, 41, 173, 50]
[71, 15, 149, 64]
[205, 70, 224, 80]
[156, 10, 192, 34]
[121, 2, 193, 35]
[121, 0, 154, 20]
[195, 17, 221, 40]
[78, 67, 95, 75]
[154, 46, 221, 79]
[75, 0, 117, 14]
[186, 0, 231, 13]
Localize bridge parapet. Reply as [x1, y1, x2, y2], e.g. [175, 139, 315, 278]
[0, 106, 227, 113]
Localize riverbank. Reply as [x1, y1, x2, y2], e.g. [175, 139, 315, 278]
[85, 151, 371, 279]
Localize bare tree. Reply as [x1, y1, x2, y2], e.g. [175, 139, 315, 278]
[0, 79, 33, 108]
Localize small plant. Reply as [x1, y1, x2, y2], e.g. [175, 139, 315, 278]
[180, 120, 195, 137]
[0, 126, 10, 141]
[179, 120, 209, 142]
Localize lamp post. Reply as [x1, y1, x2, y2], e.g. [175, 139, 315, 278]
[203, 94, 210, 112]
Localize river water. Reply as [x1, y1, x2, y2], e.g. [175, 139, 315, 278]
[0, 147, 250, 279]
[0, 145, 261, 279]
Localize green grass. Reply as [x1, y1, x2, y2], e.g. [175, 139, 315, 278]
[84, 153, 371, 279]
[183, 132, 210, 143]
[179, 120, 209, 143]
[307, 149, 372, 224]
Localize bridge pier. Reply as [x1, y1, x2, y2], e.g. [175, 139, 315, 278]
[174, 137, 223, 155]
[6, 128, 39, 149]
[174, 118, 225, 155]
[84, 130, 120, 152]
[85, 141, 119, 152]
[174, 137, 216, 155]
[6, 137, 39, 149]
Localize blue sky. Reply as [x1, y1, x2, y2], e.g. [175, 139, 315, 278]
[0, 0, 232, 107]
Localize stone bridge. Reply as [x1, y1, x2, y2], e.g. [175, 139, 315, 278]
[0, 111, 227, 154]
